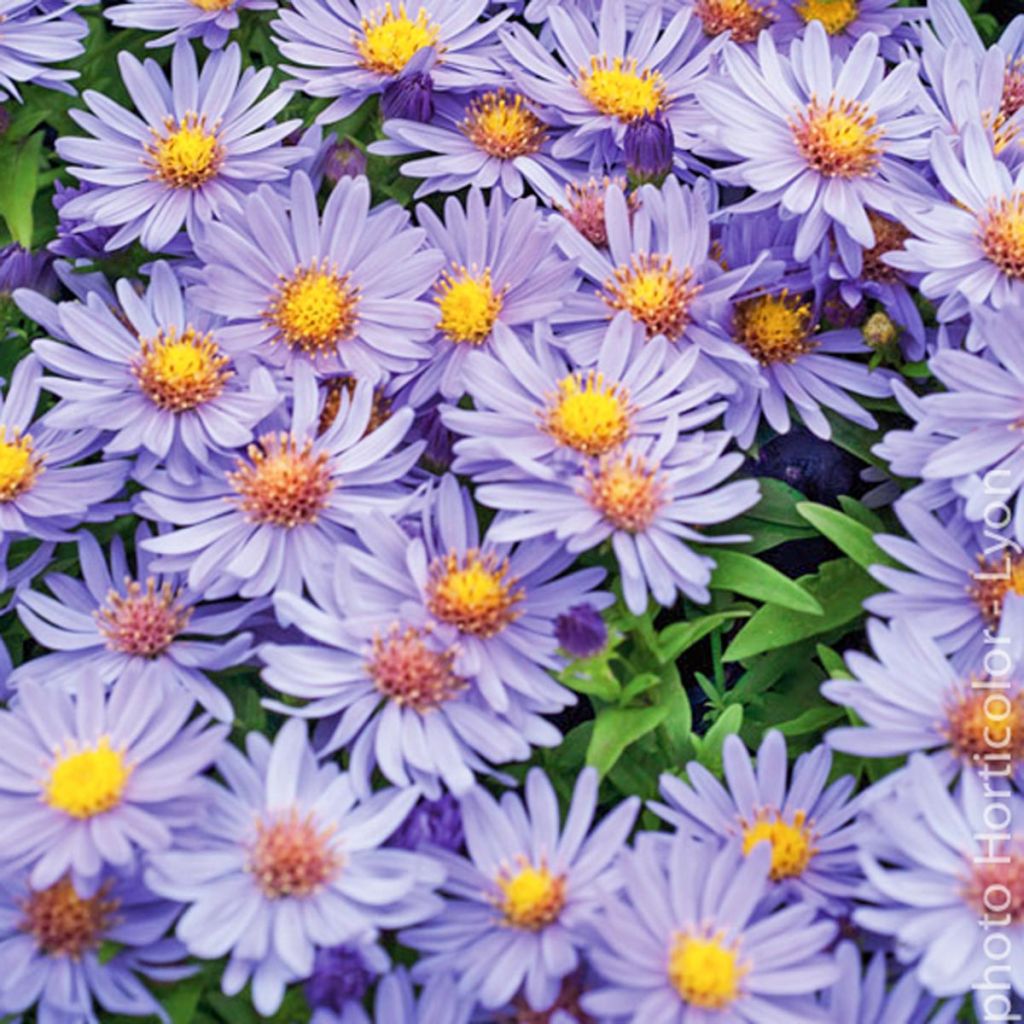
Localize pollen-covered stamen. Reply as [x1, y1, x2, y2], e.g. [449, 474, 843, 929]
[229, 433, 334, 528]
[963, 845, 1024, 923]
[427, 549, 524, 637]
[602, 253, 702, 341]
[368, 624, 466, 711]
[317, 375, 392, 436]
[668, 931, 747, 1009]
[461, 89, 547, 159]
[146, 112, 224, 189]
[586, 452, 665, 532]
[861, 211, 911, 283]
[791, 96, 883, 178]
[267, 259, 360, 357]
[19, 878, 118, 959]
[794, 0, 858, 34]
[248, 809, 342, 899]
[577, 55, 667, 123]
[694, 0, 775, 43]
[133, 326, 232, 412]
[560, 177, 634, 249]
[543, 370, 633, 456]
[732, 290, 818, 365]
[1003, 58, 1024, 121]
[355, 3, 440, 76]
[984, 109, 1020, 156]
[0, 426, 43, 502]
[945, 688, 1024, 766]
[97, 577, 193, 658]
[980, 194, 1024, 282]
[435, 265, 505, 345]
[45, 737, 132, 819]
[496, 859, 566, 931]
[970, 552, 1024, 628]
[742, 810, 816, 880]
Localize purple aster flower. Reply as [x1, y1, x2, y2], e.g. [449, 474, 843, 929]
[771, 0, 917, 58]
[0, 243, 56, 297]
[273, 0, 507, 123]
[56, 41, 306, 252]
[389, 794, 465, 852]
[408, 188, 579, 402]
[651, 729, 863, 910]
[477, 423, 760, 615]
[582, 831, 838, 1022]
[20, 261, 280, 484]
[698, 23, 934, 262]
[9, 527, 256, 722]
[0, 355, 128, 544]
[305, 942, 389, 1018]
[106, 0, 276, 49]
[403, 767, 639, 1012]
[0, 674, 227, 889]
[0, 869, 191, 1021]
[189, 171, 442, 380]
[682, 0, 777, 46]
[0, 0, 86, 101]
[555, 603, 608, 659]
[500, 1, 720, 173]
[137, 366, 421, 599]
[145, 718, 443, 1016]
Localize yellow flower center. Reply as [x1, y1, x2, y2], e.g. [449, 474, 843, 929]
[980, 194, 1024, 282]
[794, 0, 858, 34]
[19, 878, 119, 959]
[45, 737, 132, 819]
[427, 549, 523, 637]
[543, 370, 632, 456]
[577, 55, 666, 123]
[497, 861, 566, 930]
[248, 809, 342, 899]
[694, 0, 775, 43]
[229, 432, 334, 528]
[742, 810, 815, 880]
[355, 3, 440, 76]
[267, 260, 360, 357]
[732, 290, 818, 365]
[668, 933, 746, 1010]
[461, 89, 547, 159]
[367, 624, 466, 711]
[0, 427, 42, 502]
[586, 452, 664, 532]
[791, 96, 882, 178]
[189, 0, 233, 9]
[146, 113, 223, 190]
[435, 266, 505, 345]
[602, 253, 702, 341]
[945, 689, 1024, 768]
[970, 552, 1024, 627]
[133, 326, 232, 412]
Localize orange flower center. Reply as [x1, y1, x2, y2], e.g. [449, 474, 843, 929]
[96, 577, 193, 657]
[367, 625, 466, 711]
[19, 878, 118, 959]
[427, 549, 524, 637]
[248, 809, 342, 899]
[791, 96, 883, 178]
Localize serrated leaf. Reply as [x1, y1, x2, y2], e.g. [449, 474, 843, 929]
[586, 704, 670, 777]
[655, 609, 750, 664]
[708, 549, 823, 614]
[796, 502, 895, 570]
[696, 704, 743, 773]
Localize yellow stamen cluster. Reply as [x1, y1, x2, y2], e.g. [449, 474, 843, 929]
[945, 689, 1024, 768]
[577, 55, 666, 123]
[794, 0, 858, 34]
[133, 326, 232, 412]
[461, 89, 547, 159]
[791, 96, 883, 179]
[497, 860, 566, 931]
[435, 266, 505, 345]
[266, 261, 360, 357]
[427, 549, 524, 637]
[543, 370, 633, 456]
[0, 427, 42, 502]
[45, 737, 132, 819]
[585, 452, 664, 532]
[980, 194, 1024, 282]
[146, 113, 223, 189]
[694, 0, 775, 43]
[668, 931, 746, 1009]
[355, 3, 440, 76]
[602, 253, 702, 341]
[742, 809, 816, 880]
[731, 290, 818, 365]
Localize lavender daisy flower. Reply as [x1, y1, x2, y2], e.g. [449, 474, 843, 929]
[273, 0, 506, 123]
[478, 423, 760, 615]
[0, 355, 128, 544]
[403, 767, 639, 1012]
[0, 0, 86, 101]
[0, 675, 227, 889]
[19, 261, 280, 484]
[771, 0, 915, 58]
[106, 0, 276, 49]
[651, 730, 863, 910]
[9, 527, 256, 722]
[137, 367, 421, 599]
[698, 22, 934, 262]
[582, 831, 838, 1022]
[408, 188, 579, 401]
[56, 41, 305, 252]
[0, 869, 191, 1021]
[189, 171, 442, 380]
[146, 718, 443, 1016]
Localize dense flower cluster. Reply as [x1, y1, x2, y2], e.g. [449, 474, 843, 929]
[0, 0, 1022, 1019]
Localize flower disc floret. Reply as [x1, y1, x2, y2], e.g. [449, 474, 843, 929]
[602, 254, 702, 341]
[248, 809, 342, 899]
[427, 549, 523, 636]
[146, 113, 224, 189]
[96, 578, 193, 658]
[267, 260, 360, 357]
[355, 3, 440, 76]
[0, 427, 42, 501]
[980, 195, 1024, 282]
[694, 0, 775, 43]
[543, 370, 633, 457]
[461, 89, 547, 159]
[731, 290, 817, 364]
[133, 326, 232, 412]
[367, 625, 466, 711]
[577, 56, 666, 123]
[794, 0, 858, 33]
[497, 860, 566, 931]
[668, 932, 746, 1010]
[742, 810, 815, 881]
[45, 738, 132, 820]
[19, 878, 118, 959]
[791, 96, 883, 179]
[435, 266, 505, 345]
[586, 452, 665, 532]
[945, 689, 1024, 767]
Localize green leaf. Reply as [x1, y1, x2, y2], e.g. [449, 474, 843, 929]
[0, 132, 44, 245]
[695, 704, 743, 773]
[656, 661, 693, 764]
[816, 643, 851, 679]
[558, 653, 621, 702]
[708, 549, 823, 614]
[160, 975, 205, 1024]
[619, 671, 661, 705]
[586, 704, 670, 777]
[774, 705, 847, 736]
[655, 608, 750, 663]
[796, 502, 895, 570]
[836, 495, 886, 533]
[744, 477, 808, 526]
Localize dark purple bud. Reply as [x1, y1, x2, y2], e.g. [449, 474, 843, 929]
[0, 244, 57, 298]
[325, 139, 368, 183]
[624, 113, 674, 184]
[304, 945, 378, 1014]
[381, 71, 434, 122]
[555, 604, 608, 659]
[389, 794, 464, 853]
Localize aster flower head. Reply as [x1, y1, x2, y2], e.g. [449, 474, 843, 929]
[684, 0, 777, 48]
[105, 0, 276, 49]
[190, 171, 443, 381]
[56, 41, 306, 252]
[273, 0, 507, 123]
[403, 767, 639, 1012]
[699, 22, 935, 262]
[0, 868, 190, 1021]
[9, 526, 256, 722]
[582, 831, 838, 1023]
[146, 718, 444, 1016]
[0, 674, 227, 890]
[0, 0, 86, 101]
[652, 730, 863, 909]
[772, 0, 916, 58]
